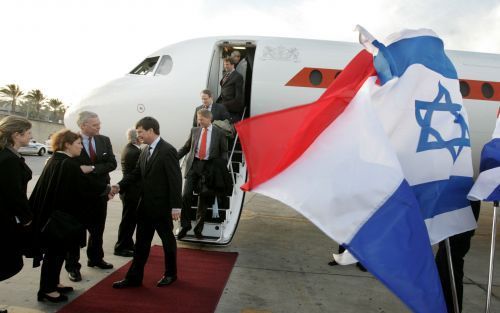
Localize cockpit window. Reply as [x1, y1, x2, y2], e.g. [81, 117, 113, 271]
[155, 55, 173, 76]
[130, 56, 160, 75]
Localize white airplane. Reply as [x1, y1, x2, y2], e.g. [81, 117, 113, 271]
[65, 36, 500, 245]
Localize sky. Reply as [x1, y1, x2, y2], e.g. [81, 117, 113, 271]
[1, 0, 499, 106]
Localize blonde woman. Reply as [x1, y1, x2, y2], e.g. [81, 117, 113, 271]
[0, 116, 34, 313]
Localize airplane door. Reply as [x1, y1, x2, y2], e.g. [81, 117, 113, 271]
[178, 40, 255, 245]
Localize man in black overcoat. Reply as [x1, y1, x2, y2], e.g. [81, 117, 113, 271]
[216, 57, 244, 123]
[177, 109, 228, 239]
[114, 128, 142, 257]
[66, 111, 117, 282]
[112, 116, 182, 288]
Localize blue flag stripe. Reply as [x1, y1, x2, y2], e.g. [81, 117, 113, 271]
[411, 176, 473, 219]
[372, 36, 457, 85]
[347, 180, 446, 313]
[479, 138, 500, 172]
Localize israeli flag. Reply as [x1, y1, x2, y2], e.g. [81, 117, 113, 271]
[468, 116, 500, 201]
[358, 26, 478, 244]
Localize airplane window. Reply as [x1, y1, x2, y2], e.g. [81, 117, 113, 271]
[459, 81, 470, 97]
[481, 82, 494, 99]
[309, 69, 323, 86]
[130, 56, 160, 75]
[155, 55, 173, 75]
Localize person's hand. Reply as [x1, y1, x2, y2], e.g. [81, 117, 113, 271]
[108, 185, 120, 200]
[111, 185, 120, 195]
[80, 165, 94, 174]
[172, 208, 181, 221]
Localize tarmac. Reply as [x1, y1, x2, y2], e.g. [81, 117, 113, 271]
[0, 155, 498, 313]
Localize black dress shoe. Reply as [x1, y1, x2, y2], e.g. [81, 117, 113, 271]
[157, 276, 177, 287]
[356, 262, 367, 272]
[112, 279, 141, 289]
[37, 291, 68, 303]
[114, 249, 134, 257]
[87, 260, 114, 269]
[68, 270, 82, 282]
[328, 259, 339, 266]
[56, 286, 74, 293]
[177, 226, 191, 239]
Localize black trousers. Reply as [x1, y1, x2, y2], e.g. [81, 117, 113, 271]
[65, 196, 108, 271]
[125, 214, 177, 283]
[114, 191, 139, 252]
[180, 159, 210, 233]
[40, 246, 66, 293]
[435, 201, 481, 313]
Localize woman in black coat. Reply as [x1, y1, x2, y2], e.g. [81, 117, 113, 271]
[29, 129, 109, 303]
[0, 116, 34, 313]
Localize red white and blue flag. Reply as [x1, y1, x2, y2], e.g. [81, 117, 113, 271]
[235, 27, 477, 312]
[468, 115, 500, 201]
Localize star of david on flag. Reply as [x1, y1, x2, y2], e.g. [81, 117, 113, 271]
[415, 82, 470, 162]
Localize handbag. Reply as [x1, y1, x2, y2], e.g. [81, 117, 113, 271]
[41, 210, 83, 246]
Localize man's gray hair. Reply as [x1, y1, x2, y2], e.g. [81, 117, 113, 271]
[231, 50, 241, 57]
[126, 128, 138, 144]
[197, 108, 213, 119]
[77, 111, 98, 127]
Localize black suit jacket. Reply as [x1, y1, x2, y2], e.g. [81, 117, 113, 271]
[119, 138, 183, 220]
[192, 103, 230, 127]
[77, 134, 117, 185]
[216, 70, 244, 114]
[121, 143, 141, 176]
[178, 126, 228, 177]
[120, 143, 142, 199]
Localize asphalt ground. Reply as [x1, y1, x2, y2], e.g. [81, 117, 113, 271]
[0, 154, 498, 313]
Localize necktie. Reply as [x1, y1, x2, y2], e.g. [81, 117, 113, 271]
[88, 137, 96, 163]
[221, 72, 230, 85]
[147, 146, 152, 162]
[198, 128, 207, 160]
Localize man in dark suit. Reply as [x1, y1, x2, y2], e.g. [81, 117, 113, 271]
[112, 116, 182, 288]
[66, 111, 117, 282]
[192, 89, 230, 127]
[114, 128, 141, 257]
[177, 109, 228, 239]
[216, 57, 244, 123]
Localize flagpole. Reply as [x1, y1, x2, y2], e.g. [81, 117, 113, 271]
[445, 238, 460, 313]
[485, 201, 499, 313]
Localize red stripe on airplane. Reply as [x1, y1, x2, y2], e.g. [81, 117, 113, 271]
[459, 79, 500, 101]
[285, 67, 341, 88]
[287, 68, 500, 102]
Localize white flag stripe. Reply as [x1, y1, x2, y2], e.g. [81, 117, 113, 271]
[425, 207, 476, 244]
[468, 167, 500, 201]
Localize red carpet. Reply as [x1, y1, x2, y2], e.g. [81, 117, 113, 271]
[58, 246, 238, 313]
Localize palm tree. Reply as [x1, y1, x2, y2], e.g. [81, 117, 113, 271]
[0, 84, 24, 114]
[47, 98, 63, 121]
[25, 89, 46, 119]
[56, 105, 67, 122]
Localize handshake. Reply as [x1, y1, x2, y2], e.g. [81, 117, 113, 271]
[108, 184, 120, 200]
